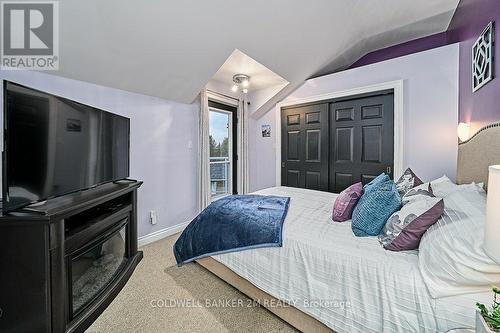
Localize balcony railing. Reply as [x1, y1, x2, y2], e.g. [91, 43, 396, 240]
[210, 156, 231, 199]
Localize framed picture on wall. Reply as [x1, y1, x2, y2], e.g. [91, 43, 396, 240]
[262, 124, 271, 137]
[472, 21, 494, 92]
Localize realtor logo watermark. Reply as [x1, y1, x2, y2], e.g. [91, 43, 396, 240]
[1, 1, 59, 70]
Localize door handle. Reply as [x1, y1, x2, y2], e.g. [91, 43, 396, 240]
[282, 162, 285, 168]
[386, 166, 392, 174]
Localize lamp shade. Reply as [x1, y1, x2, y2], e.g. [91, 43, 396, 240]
[457, 122, 470, 142]
[485, 165, 500, 263]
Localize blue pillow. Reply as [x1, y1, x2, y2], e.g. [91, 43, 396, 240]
[363, 173, 390, 193]
[351, 180, 402, 237]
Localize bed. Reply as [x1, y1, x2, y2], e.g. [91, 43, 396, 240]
[197, 122, 500, 333]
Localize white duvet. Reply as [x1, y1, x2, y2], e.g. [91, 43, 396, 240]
[212, 186, 490, 333]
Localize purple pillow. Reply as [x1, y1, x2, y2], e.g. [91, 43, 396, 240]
[379, 189, 444, 251]
[332, 182, 363, 222]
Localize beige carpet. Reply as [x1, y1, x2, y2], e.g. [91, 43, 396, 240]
[86, 234, 298, 333]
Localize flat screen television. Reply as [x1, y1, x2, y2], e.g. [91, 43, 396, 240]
[2, 81, 130, 213]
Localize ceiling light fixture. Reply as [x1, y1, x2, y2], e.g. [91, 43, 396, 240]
[232, 74, 250, 94]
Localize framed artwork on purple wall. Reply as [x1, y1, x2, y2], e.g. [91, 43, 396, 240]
[472, 21, 494, 92]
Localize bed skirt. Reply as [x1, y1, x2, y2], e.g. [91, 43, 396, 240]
[196, 257, 334, 333]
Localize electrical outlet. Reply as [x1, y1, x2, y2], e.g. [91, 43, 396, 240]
[150, 210, 157, 225]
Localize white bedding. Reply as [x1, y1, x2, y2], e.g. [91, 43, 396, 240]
[419, 189, 500, 298]
[212, 186, 490, 333]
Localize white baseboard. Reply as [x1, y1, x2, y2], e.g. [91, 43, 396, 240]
[138, 221, 189, 248]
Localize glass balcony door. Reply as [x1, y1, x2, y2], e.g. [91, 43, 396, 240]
[209, 108, 233, 200]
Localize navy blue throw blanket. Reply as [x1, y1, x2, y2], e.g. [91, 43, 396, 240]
[173, 194, 290, 266]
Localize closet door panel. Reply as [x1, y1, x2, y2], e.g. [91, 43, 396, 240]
[281, 104, 328, 191]
[329, 93, 394, 193]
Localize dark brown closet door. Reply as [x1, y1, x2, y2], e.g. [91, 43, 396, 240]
[329, 93, 394, 193]
[281, 103, 329, 191]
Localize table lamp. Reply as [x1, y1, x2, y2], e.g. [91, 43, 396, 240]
[485, 165, 500, 263]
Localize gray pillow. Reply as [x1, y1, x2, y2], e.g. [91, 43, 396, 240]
[379, 189, 444, 251]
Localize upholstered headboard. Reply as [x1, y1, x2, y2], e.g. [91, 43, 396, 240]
[457, 122, 500, 188]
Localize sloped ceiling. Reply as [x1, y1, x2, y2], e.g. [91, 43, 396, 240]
[210, 49, 288, 91]
[54, 0, 459, 114]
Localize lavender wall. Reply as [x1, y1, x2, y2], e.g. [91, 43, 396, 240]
[447, 0, 500, 134]
[248, 110, 277, 192]
[286, 44, 460, 183]
[250, 44, 459, 192]
[0, 70, 200, 238]
[351, 0, 500, 134]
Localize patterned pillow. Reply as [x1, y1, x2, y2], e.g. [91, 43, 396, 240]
[363, 173, 390, 193]
[351, 180, 402, 237]
[379, 193, 444, 251]
[395, 168, 423, 196]
[332, 182, 363, 222]
[401, 185, 434, 205]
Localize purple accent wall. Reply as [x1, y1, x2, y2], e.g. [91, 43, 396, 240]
[349, 32, 450, 69]
[447, 0, 500, 134]
[349, 0, 500, 134]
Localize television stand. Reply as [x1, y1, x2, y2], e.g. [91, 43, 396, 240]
[0, 181, 143, 333]
[27, 200, 48, 207]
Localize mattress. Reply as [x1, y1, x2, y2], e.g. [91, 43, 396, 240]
[212, 186, 490, 333]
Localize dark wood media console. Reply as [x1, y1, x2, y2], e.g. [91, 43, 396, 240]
[0, 180, 143, 333]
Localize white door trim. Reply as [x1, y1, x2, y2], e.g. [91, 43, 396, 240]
[207, 90, 239, 106]
[275, 79, 404, 187]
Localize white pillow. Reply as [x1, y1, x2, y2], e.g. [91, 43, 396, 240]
[430, 175, 485, 197]
[418, 190, 500, 298]
[430, 175, 456, 197]
[463, 181, 484, 192]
